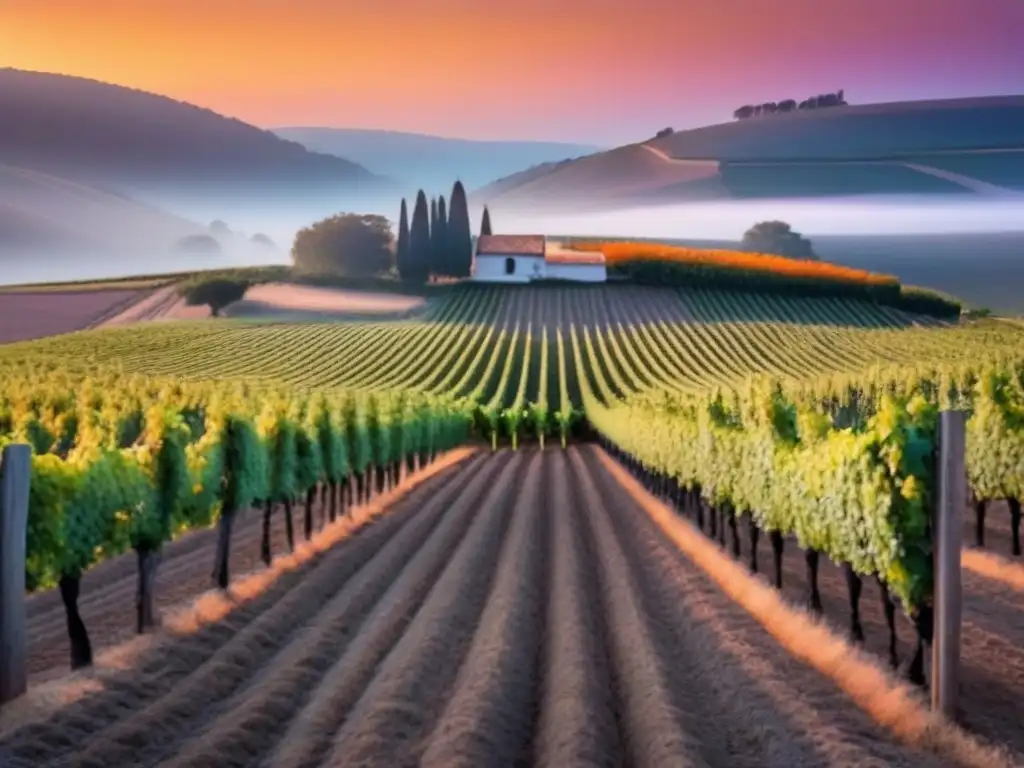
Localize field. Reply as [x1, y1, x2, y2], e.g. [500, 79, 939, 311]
[0, 278, 433, 340]
[0, 446, 1013, 767]
[7, 284, 1010, 408]
[0, 287, 153, 343]
[2, 281, 1024, 765]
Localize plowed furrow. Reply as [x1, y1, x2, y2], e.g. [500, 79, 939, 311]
[0, 464, 461, 766]
[321, 454, 529, 768]
[583, 447, 942, 768]
[748, 507, 1024, 757]
[532, 450, 620, 768]
[269, 452, 523, 768]
[419, 452, 549, 768]
[567, 448, 710, 767]
[72, 454, 490, 768]
[26, 507, 292, 678]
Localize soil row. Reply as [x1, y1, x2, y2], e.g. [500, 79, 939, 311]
[0, 446, 985, 767]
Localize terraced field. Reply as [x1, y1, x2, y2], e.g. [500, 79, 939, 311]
[0, 447, 977, 768]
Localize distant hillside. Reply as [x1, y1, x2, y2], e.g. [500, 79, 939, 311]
[0, 165, 290, 285]
[0, 165, 202, 250]
[274, 126, 601, 194]
[0, 69, 388, 203]
[474, 97, 1024, 212]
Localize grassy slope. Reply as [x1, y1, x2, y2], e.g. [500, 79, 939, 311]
[475, 97, 1024, 205]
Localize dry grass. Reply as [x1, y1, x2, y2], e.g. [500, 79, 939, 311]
[238, 283, 425, 315]
[0, 447, 476, 740]
[596, 448, 1015, 768]
[165, 447, 476, 635]
[962, 550, 1024, 592]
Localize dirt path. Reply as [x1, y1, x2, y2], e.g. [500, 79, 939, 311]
[0, 446, 1005, 766]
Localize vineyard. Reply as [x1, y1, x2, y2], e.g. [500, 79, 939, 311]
[2, 282, 1024, 764]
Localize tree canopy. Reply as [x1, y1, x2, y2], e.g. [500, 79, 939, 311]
[396, 198, 410, 277]
[251, 233, 276, 249]
[291, 213, 394, 277]
[406, 190, 431, 283]
[480, 206, 492, 237]
[180, 278, 248, 317]
[433, 195, 448, 277]
[209, 219, 231, 237]
[741, 221, 818, 260]
[173, 234, 222, 255]
[448, 181, 473, 277]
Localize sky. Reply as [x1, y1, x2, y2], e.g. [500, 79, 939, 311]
[4, 0, 1024, 145]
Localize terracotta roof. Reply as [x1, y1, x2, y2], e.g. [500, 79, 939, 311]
[476, 234, 545, 256]
[544, 244, 606, 265]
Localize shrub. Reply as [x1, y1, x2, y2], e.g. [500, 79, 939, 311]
[895, 285, 962, 319]
[179, 277, 249, 317]
[571, 240, 896, 288]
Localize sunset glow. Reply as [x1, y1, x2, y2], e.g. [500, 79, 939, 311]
[4, 0, 1023, 143]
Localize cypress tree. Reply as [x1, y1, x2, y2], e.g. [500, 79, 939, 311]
[448, 180, 473, 278]
[429, 198, 438, 278]
[396, 198, 410, 277]
[480, 205, 492, 237]
[407, 189, 431, 283]
[435, 195, 448, 277]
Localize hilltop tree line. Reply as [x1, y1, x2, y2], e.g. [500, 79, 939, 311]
[733, 89, 847, 120]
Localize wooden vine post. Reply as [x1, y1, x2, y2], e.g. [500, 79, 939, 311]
[932, 410, 965, 717]
[0, 443, 31, 706]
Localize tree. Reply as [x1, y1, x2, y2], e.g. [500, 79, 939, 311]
[407, 190, 431, 283]
[655, 127, 674, 138]
[429, 197, 438, 275]
[180, 278, 249, 317]
[448, 180, 473, 277]
[291, 213, 393, 277]
[396, 198, 410, 277]
[173, 234, 222, 255]
[433, 195, 448, 277]
[741, 220, 818, 260]
[209, 220, 231, 237]
[733, 105, 755, 120]
[251, 233, 276, 249]
[480, 206, 492, 237]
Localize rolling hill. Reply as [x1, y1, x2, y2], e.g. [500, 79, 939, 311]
[273, 126, 601, 194]
[0, 69, 389, 204]
[0, 165, 289, 285]
[473, 97, 1024, 212]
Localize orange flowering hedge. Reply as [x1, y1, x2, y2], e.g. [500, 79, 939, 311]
[570, 240, 898, 287]
[566, 240, 960, 319]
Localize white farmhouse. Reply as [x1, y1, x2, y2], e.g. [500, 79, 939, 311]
[473, 235, 606, 283]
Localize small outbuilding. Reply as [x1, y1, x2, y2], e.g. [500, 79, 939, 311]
[473, 235, 606, 283]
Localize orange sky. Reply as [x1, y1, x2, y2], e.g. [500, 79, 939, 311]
[5, 0, 1023, 144]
